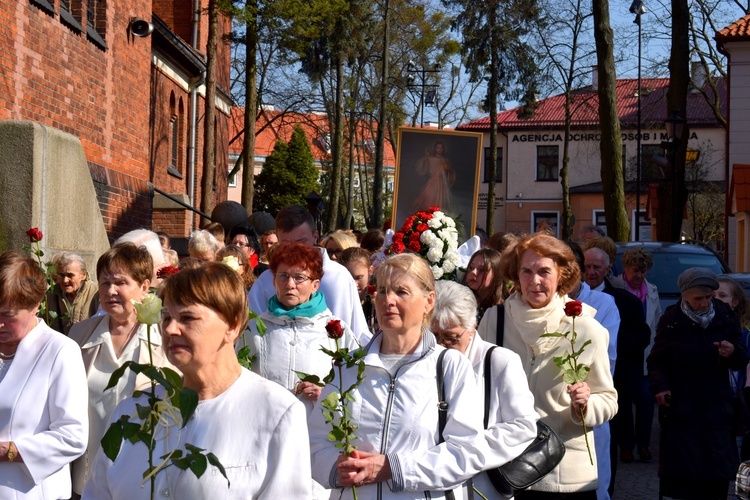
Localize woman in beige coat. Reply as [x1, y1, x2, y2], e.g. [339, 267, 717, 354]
[69, 243, 175, 496]
[496, 233, 617, 499]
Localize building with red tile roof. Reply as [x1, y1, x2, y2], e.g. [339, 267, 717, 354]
[227, 106, 396, 212]
[718, 13, 750, 270]
[456, 72, 726, 243]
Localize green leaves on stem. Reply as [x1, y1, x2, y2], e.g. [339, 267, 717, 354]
[540, 305, 594, 465]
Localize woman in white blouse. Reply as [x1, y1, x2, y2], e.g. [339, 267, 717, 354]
[0, 251, 88, 499]
[69, 243, 175, 495]
[431, 280, 539, 499]
[84, 262, 311, 498]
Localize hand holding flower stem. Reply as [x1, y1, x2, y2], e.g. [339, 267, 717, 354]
[296, 319, 365, 499]
[541, 300, 594, 465]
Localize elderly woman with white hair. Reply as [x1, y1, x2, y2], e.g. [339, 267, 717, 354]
[188, 229, 222, 262]
[432, 280, 539, 499]
[48, 251, 99, 335]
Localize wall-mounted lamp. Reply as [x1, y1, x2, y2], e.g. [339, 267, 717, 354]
[130, 17, 154, 37]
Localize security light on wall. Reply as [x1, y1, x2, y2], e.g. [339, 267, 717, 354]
[130, 18, 153, 37]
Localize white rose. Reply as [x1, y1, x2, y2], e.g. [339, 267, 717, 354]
[432, 211, 445, 220]
[429, 237, 444, 250]
[431, 265, 444, 280]
[420, 230, 436, 245]
[447, 240, 458, 251]
[443, 260, 456, 273]
[438, 228, 453, 241]
[428, 217, 441, 229]
[427, 246, 443, 263]
[444, 217, 456, 228]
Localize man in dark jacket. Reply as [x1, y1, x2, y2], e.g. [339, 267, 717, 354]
[584, 247, 651, 494]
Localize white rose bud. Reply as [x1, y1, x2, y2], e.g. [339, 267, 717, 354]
[431, 265, 444, 280]
[131, 293, 162, 326]
[222, 255, 241, 272]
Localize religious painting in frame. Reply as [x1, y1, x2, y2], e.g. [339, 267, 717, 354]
[392, 128, 483, 243]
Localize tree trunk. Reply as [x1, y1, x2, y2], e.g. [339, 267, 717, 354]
[241, 0, 258, 213]
[372, 0, 389, 230]
[486, 60, 498, 236]
[561, 92, 573, 240]
[325, 57, 345, 232]
[200, 0, 219, 217]
[592, 0, 629, 241]
[657, 0, 690, 242]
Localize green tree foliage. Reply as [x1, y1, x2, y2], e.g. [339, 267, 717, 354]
[442, 0, 540, 233]
[253, 126, 321, 215]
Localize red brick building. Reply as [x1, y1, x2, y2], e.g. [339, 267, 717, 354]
[0, 0, 232, 242]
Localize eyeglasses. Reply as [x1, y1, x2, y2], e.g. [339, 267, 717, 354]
[232, 241, 251, 247]
[435, 329, 469, 346]
[274, 272, 313, 285]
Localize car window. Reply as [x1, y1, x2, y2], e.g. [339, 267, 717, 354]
[614, 252, 727, 295]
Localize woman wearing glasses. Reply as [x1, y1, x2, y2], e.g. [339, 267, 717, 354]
[431, 280, 539, 499]
[242, 241, 359, 415]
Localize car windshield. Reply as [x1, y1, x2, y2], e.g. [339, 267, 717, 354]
[614, 252, 727, 295]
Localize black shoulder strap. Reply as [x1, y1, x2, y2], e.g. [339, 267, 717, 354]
[436, 349, 449, 441]
[483, 346, 498, 429]
[435, 349, 456, 500]
[495, 303, 506, 347]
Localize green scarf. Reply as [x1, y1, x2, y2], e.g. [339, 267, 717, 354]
[267, 291, 327, 319]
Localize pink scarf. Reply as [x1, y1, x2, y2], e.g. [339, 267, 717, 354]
[625, 278, 648, 303]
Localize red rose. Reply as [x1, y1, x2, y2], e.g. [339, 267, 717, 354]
[409, 232, 421, 243]
[408, 241, 421, 253]
[366, 284, 377, 296]
[424, 213, 433, 220]
[156, 265, 181, 280]
[564, 300, 583, 317]
[392, 232, 404, 243]
[326, 319, 345, 339]
[391, 241, 406, 254]
[429, 206, 440, 212]
[26, 227, 43, 242]
[416, 223, 429, 233]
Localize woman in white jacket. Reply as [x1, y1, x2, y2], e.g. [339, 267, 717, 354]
[496, 233, 617, 499]
[309, 253, 487, 499]
[0, 250, 88, 499]
[431, 280, 539, 499]
[241, 241, 359, 415]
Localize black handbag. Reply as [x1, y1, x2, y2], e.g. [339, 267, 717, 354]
[486, 304, 567, 497]
[483, 346, 566, 497]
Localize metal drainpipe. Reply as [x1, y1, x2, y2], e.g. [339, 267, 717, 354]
[188, 0, 202, 231]
[188, 71, 206, 232]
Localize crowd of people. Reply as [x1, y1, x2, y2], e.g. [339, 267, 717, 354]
[0, 211, 747, 500]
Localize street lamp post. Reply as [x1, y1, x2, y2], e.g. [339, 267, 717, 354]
[662, 109, 686, 238]
[406, 61, 441, 127]
[630, 0, 646, 241]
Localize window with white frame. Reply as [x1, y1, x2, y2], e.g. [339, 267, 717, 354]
[536, 145, 559, 181]
[531, 211, 560, 237]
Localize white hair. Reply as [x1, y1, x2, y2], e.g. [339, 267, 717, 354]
[189, 230, 221, 255]
[115, 229, 166, 268]
[431, 281, 478, 332]
[584, 246, 610, 266]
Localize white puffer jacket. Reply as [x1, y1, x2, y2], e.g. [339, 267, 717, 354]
[309, 331, 487, 500]
[242, 307, 359, 415]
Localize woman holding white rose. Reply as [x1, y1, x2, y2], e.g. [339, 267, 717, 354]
[84, 262, 311, 498]
[69, 243, 176, 496]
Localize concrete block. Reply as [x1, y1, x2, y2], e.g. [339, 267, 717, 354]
[0, 120, 110, 273]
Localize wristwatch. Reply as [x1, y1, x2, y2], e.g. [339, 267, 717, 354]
[6, 442, 16, 462]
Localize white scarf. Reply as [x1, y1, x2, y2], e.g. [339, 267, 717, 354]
[505, 292, 573, 354]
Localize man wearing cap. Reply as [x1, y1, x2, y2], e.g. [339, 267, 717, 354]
[647, 267, 747, 500]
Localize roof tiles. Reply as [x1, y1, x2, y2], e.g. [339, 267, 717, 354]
[457, 78, 726, 131]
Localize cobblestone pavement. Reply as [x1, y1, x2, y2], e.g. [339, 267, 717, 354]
[611, 408, 737, 499]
